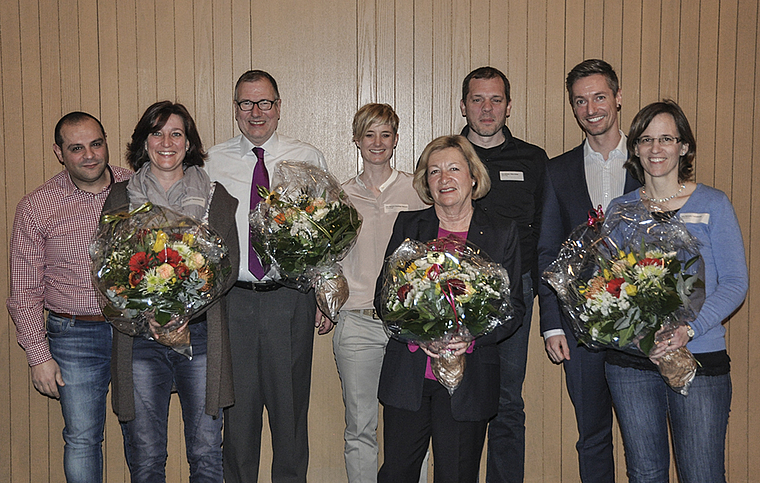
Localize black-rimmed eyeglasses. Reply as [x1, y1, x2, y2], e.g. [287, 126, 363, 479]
[235, 99, 279, 111]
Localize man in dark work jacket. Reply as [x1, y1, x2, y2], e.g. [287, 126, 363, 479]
[459, 66, 548, 483]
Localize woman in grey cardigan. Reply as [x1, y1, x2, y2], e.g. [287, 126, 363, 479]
[102, 101, 238, 482]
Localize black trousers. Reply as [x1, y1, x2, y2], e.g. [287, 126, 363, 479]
[378, 378, 488, 483]
[222, 286, 316, 483]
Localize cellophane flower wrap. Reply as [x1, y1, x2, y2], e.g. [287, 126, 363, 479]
[249, 161, 362, 320]
[90, 203, 233, 358]
[380, 235, 513, 393]
[543, 201, 705, 395]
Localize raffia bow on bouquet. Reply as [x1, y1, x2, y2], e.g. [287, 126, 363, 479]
[90, 203, 234, 358]
[249, 161, 362, 320]
[379, 235, 513, 394]
[543, 201, 705, 395]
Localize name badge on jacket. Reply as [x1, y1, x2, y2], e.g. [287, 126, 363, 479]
[500, 171, 524, 182]
[679, 212, 710, 224]
[384, 203, 409, 213]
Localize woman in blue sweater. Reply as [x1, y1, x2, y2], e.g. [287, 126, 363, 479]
[605, 100, 748, 483]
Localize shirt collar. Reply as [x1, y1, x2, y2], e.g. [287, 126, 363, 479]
[237, 131, 280, 158]
[59, 164, 116, 197]
[583, 130, 628, 161]
[460, 125, 515, 151]
[354, 168, 399, 192]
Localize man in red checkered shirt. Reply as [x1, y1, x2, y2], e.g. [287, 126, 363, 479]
[6, 112, 131, 483]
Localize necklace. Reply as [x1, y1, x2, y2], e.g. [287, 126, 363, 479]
[641, 183, 686, 203]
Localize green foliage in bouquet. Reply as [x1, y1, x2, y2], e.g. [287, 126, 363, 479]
[382, 237, 511, 342]
[93, 203, 231, 326]
[252, 186, 362, 274]
[576, 240, 702, 355]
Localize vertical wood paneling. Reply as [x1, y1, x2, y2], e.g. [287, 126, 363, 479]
[695, 0, 719, 185]
[173, 0, 196, 115]
[506, 0, 527, 140]
[98, 0, 124, 168]
[582, 0, 604, 56]
[747, 10, 760, 482]
[0, 18, 10, 477]
[2, 1, 32, 481]
[620, 0, 642, 131]
[563, 0, 585, 150]
[376, 0, 396, 106]
[469, 0, 490, 70]
[725, 2, 756, 479]
[413, 0, 433, 158]
[136, 0, 157, 111]
[431, 0, 452, 137]
[357, 0, 377, 108]
[2, 1, 759, 481]
[394, 0, 415, 173]
[155, 1, 177, 101]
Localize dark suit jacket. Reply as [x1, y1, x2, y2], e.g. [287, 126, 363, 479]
[537, 143, 641, 335]
[374, 205, 525, 422]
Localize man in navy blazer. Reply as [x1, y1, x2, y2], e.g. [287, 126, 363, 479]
[538, 59, 640, 483]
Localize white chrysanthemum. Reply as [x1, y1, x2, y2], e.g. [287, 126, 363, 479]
[634, 264, 668, 281]
[172, 242, 192, 259]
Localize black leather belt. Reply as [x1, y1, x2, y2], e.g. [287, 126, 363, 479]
[234, 280, 282, 292]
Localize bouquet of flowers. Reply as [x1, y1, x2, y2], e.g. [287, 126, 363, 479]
[380, 235, 513, 392]
[543, 202, 704, 394]
[249, 161, 362, 319]
[90, 203, 233, 357]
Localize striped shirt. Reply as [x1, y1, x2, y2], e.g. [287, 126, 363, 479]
[6, 166, 132, 366]
[583, 132, 628, 212]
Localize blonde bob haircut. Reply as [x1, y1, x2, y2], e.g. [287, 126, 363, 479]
[413, 135, 491, 204]
[352, 103, 400, 142]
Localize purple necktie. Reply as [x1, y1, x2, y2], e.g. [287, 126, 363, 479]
[249, 147, 269, 279]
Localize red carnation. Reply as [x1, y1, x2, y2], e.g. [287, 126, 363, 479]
[156, 247, 182, 267]
[397, 284, 412, 302]
[129, 252, 150, 273]
[606, 278, 625, 298]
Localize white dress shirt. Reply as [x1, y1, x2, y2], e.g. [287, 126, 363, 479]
[205, 131, 328, 282]
[583, 131, 628, 212]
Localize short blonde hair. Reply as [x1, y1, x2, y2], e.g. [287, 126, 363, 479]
[413, 135, 491, 204]
[352, 103, 399, 142]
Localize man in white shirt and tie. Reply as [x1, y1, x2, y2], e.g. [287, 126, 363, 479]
[206, 69, 328, 483]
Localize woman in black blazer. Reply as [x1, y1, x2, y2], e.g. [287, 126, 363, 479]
[375, 135, 525, 482]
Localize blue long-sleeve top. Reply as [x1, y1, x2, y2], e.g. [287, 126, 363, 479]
[609, 183, 748, 354]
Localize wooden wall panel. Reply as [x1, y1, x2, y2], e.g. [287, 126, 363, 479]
[2, 0, 759, 481]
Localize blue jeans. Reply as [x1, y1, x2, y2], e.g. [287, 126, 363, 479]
[605, 363, 731, 483]
[122, 322, 223, 482]
[486, 271, 534, 483]
[46, 313, 111, 483]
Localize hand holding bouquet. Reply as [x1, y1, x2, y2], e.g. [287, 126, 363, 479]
[543, 201, 704, 394]
[380, 236, 513, 393]
[249, 161, 362, 319]
[91, 203, 233, 357]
